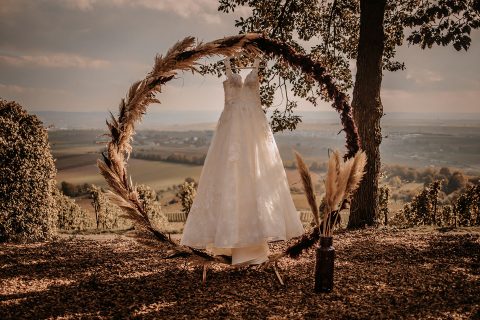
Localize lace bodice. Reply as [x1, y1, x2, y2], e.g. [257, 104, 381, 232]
[223, 58, 261, 108]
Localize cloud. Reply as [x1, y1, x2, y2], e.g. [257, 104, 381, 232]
[405, 68, 444, 85]
[0, 82, 93, 111]
[0, 53, 110, 69]
[0, 83, 26, 93]
[381, 88, 480, 113]
[64, 0, 95, 11]
[0, 83, 69, 94]
[0, 0, 30, 15]
[61, 0, 222, 24]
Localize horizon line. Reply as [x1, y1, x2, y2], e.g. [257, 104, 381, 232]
[33, 110, 480, 114]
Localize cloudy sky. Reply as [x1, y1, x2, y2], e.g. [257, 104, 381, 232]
[0, 0, 479, 116]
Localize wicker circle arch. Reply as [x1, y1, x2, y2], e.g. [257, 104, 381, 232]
[98, 33, 360, 264]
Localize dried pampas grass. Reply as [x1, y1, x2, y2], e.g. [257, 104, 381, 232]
[322, 150, 367, 236]
[345, 151, 367, 197]
[98, 33, 361, 264]
[294, 151, 319, 227]
[279, 150, 366, 259]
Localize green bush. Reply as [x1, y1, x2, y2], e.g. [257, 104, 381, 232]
[136, 184, 168, 229]
[384, 165, 469, 195]
[393, 182, 479, 228]
[60, 181, 91, 197]
[177, 180, 197, 218]
[54, 189, 93, 231]
[89, 185, 125, 230]
[89, 184, 168, 231]
[0, 100, 57, 242]
[378, 185, 390, 225]
[401, 180, 442, 226]
[443, 171, 468, 195]
[453, 185, 480, 226]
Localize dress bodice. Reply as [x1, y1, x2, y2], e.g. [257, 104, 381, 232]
[223, 58, 261, 108]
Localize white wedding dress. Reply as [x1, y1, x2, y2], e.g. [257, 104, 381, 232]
[180, 58, 304, 265]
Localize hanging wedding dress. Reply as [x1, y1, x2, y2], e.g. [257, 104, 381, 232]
[180, 58, 304, 265]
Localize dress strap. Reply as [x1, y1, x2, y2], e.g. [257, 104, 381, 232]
[224, 58, 233, 77]
[253, 57, 260, 69]
[251, 57, 261, 78]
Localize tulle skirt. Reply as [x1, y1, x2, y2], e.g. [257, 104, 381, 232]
[180, 103, 304, 262]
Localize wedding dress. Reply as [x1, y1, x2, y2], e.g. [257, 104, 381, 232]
[180, 58, 304, 265]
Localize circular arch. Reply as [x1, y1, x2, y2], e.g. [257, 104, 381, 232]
[98, 33, 359, 264]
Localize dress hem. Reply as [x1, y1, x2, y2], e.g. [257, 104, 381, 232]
[180, 232, 303, 250]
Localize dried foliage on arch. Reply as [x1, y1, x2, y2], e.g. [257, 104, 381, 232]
[98, 33, 360, 264]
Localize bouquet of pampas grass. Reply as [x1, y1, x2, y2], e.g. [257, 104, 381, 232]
[313, 149, 366, 293]
[294, 150, 366, 236]
[321, 150, 367, 236]
[286, 150, 366, 258]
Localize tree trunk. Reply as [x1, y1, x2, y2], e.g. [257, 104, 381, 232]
[348, 0, 387, 229]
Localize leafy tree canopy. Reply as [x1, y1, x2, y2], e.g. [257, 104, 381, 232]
[205, 0, 480, 131]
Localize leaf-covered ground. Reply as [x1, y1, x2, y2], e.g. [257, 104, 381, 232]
[1, 228, 479, 319]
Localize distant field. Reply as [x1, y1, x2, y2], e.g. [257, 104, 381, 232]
[49, 123, 480, 215]
[49, 122, 480, 172]
[50, 130, 204, 190]
[56, 158, 203, 190]
[54, 153, 100, 171]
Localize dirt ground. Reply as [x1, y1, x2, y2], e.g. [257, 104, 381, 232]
[1, 228, 479, 319]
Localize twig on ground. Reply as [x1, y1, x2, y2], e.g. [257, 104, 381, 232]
[273, 262, 285, 286]
[202, 264, 208, 286]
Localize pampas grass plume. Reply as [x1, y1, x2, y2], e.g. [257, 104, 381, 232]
[345, 151, 367, 197]
[294, 151, 319, 227]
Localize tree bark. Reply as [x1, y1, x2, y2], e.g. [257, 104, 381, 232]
[348, 0, 387, 228]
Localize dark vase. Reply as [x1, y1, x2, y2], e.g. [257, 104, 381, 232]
[314, 236, 335, 293]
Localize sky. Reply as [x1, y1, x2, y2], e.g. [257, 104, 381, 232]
[0, 0, 479, 116]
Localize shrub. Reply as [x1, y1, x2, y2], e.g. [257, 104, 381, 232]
[309, 161, 327, 172]
[89, 184, 168, 231]
[0, 100, 57, 242]
[469, 176, 480, 185]
[378, 185, 390, 225]
[177, 180, 197, 218]
[439, 167, 451, 177]
[389, 176, 402, 188]
[440, 205, 454, 226]
[136, 184, 168, 229]
[391, 192, 400, 203]
[453, 185, 480, 226]
[394, 182, 479, 228]
[401, 180, 442, 226]
[60, 181, 91, 197]
[443, 171, 467, 195]
[391, 209, 408, 227]
[54, 189, 93, 231]
[399, 188, 418, 203]
[89, 185, 125, 230]
[61, 181, 77, 197]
